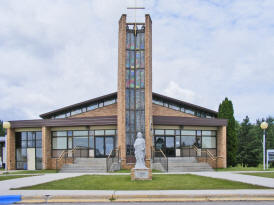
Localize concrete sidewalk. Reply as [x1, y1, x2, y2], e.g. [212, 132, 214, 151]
[192, 172, 274, 188]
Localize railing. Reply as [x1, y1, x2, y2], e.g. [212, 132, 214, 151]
[106, 147, 121, 172]
[193, 145, 219, 169]
[55, 146, 81, 172]
[181, 145, 198, 157]
[151, 146, 168, 172]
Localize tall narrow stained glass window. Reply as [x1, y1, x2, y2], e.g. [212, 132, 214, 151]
[125, 25, 145, 160]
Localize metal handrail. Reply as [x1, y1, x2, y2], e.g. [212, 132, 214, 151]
[151, 146, 168, 172]
[55, 146, 82, 172]
[106, 147, 120, 172]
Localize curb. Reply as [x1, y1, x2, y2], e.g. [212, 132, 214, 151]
[19, 194, 274, 203]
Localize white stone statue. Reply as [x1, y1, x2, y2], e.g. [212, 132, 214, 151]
[134, 132, 147, 169]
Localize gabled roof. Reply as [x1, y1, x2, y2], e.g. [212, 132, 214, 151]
[40, 92, 218, 119]
[152, 92, 217, 115]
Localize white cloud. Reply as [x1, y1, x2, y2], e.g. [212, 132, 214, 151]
[0, 0, 273, 123]
[163, 81, 196, 103]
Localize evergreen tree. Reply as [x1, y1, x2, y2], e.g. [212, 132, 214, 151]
[0, 120, 5, 136]
[245, 125, 261, 167]
[237, 116, 252, 166]
[218, 97, 237, 167]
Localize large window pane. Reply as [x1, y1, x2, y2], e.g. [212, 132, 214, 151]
[202, 136, 216, 148]
[52, 137, 67, 149]
[89, 136, 94, 148]
[73, 137, 88, 148]
[202, 131, 217, 136]
[181, 130, 196, 135]
[52, 131, 67, 137]
[155, 130, 164, 135]
[95, 130, 104, 136]
[181, 136, 196, 147]
[165, 130, 175, 135]
[105, 130, 115, 135]
[73, 131, 88, 136]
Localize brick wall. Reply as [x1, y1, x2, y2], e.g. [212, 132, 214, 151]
[152, 104, 197, 118]
[144, 14, 153, 166]
[42, 126, 51, 169]
[70, 104, 117, 118]
[117, 14, 127, 167]
[7, 128, 15, 170]
[217, 125, 227, 168]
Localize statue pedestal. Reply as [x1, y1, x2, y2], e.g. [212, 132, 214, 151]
[131, 168, 152, 181]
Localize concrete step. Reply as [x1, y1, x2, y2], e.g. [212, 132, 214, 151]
[167, 157, 214, 172]
[60, 157, 107, 173]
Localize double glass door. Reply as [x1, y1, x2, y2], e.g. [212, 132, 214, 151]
[95, 136, 114, 157]
[155, 136, 175, 157]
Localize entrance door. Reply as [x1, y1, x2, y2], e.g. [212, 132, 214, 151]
[165, 136, 175, 157]
[95, 137, 105, 157]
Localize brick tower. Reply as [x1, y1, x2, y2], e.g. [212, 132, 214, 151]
[117, 14, 152, 169]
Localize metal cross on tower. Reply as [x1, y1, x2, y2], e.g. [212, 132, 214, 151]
[127, 0, 145, 35]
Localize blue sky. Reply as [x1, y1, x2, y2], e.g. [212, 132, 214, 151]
[0, 0, 273, 123]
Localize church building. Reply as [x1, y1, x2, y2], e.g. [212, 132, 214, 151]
[4, 14, 227, 171]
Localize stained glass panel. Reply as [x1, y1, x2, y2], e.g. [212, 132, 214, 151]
[126, 111, 130, 132]
[136, 51, 140, 68]
[136, 110, 141, 132]
[125, 89, 130, 109]
[140, 33, 145, 49]
[126, 51, 130, 68]
[136, 33, 140, 50]
[140, 89, 145, 109]
[130, 89, 135, 110]
[126, 70, 130, 88]
[130, 32, 135, 50]
[140, 51, 145, 68]
[140, 70, 145, 88]
[136, 70, 141, 89]
[130, 70, 135, 88]
[130, 51, 135, 68]
[126, 32, 131, 49]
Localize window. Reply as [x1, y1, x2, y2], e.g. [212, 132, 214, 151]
[202, 137, 216, 148]
[95, 130, 104, 136]
[52, 137, 67, 149]
[87, 103, 98, 111]
[15, 131, 42, 170]
[71, 109, 82, 116]
[155, 130, 164, 135]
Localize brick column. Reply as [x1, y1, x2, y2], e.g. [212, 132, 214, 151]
[117, 14, 127, 167]
[144, 14, 153, 166]
[42, 126, 51, 169]
[217, 126, 227, 168]
[7, 128, 16, 170]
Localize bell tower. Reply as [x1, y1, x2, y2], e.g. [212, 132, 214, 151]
[117, 14, 152, 168]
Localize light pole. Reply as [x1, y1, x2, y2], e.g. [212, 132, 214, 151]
[260, 121, 268, 170]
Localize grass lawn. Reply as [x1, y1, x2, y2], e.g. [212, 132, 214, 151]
[4, 170, 57, 175]
[241, 172, 274, 179]
[216, 166, 274, 172]
[0, 175, 32, 181]
[17, 174, 267, 190]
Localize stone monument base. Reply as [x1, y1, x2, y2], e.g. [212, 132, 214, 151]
[131, 168, 152, 181]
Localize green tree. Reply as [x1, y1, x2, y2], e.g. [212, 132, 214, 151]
[218, 97, 237, 167]
[245, 125, 261, 167]
[237, 116, 252, 166]
[0, 120, 5, 136]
